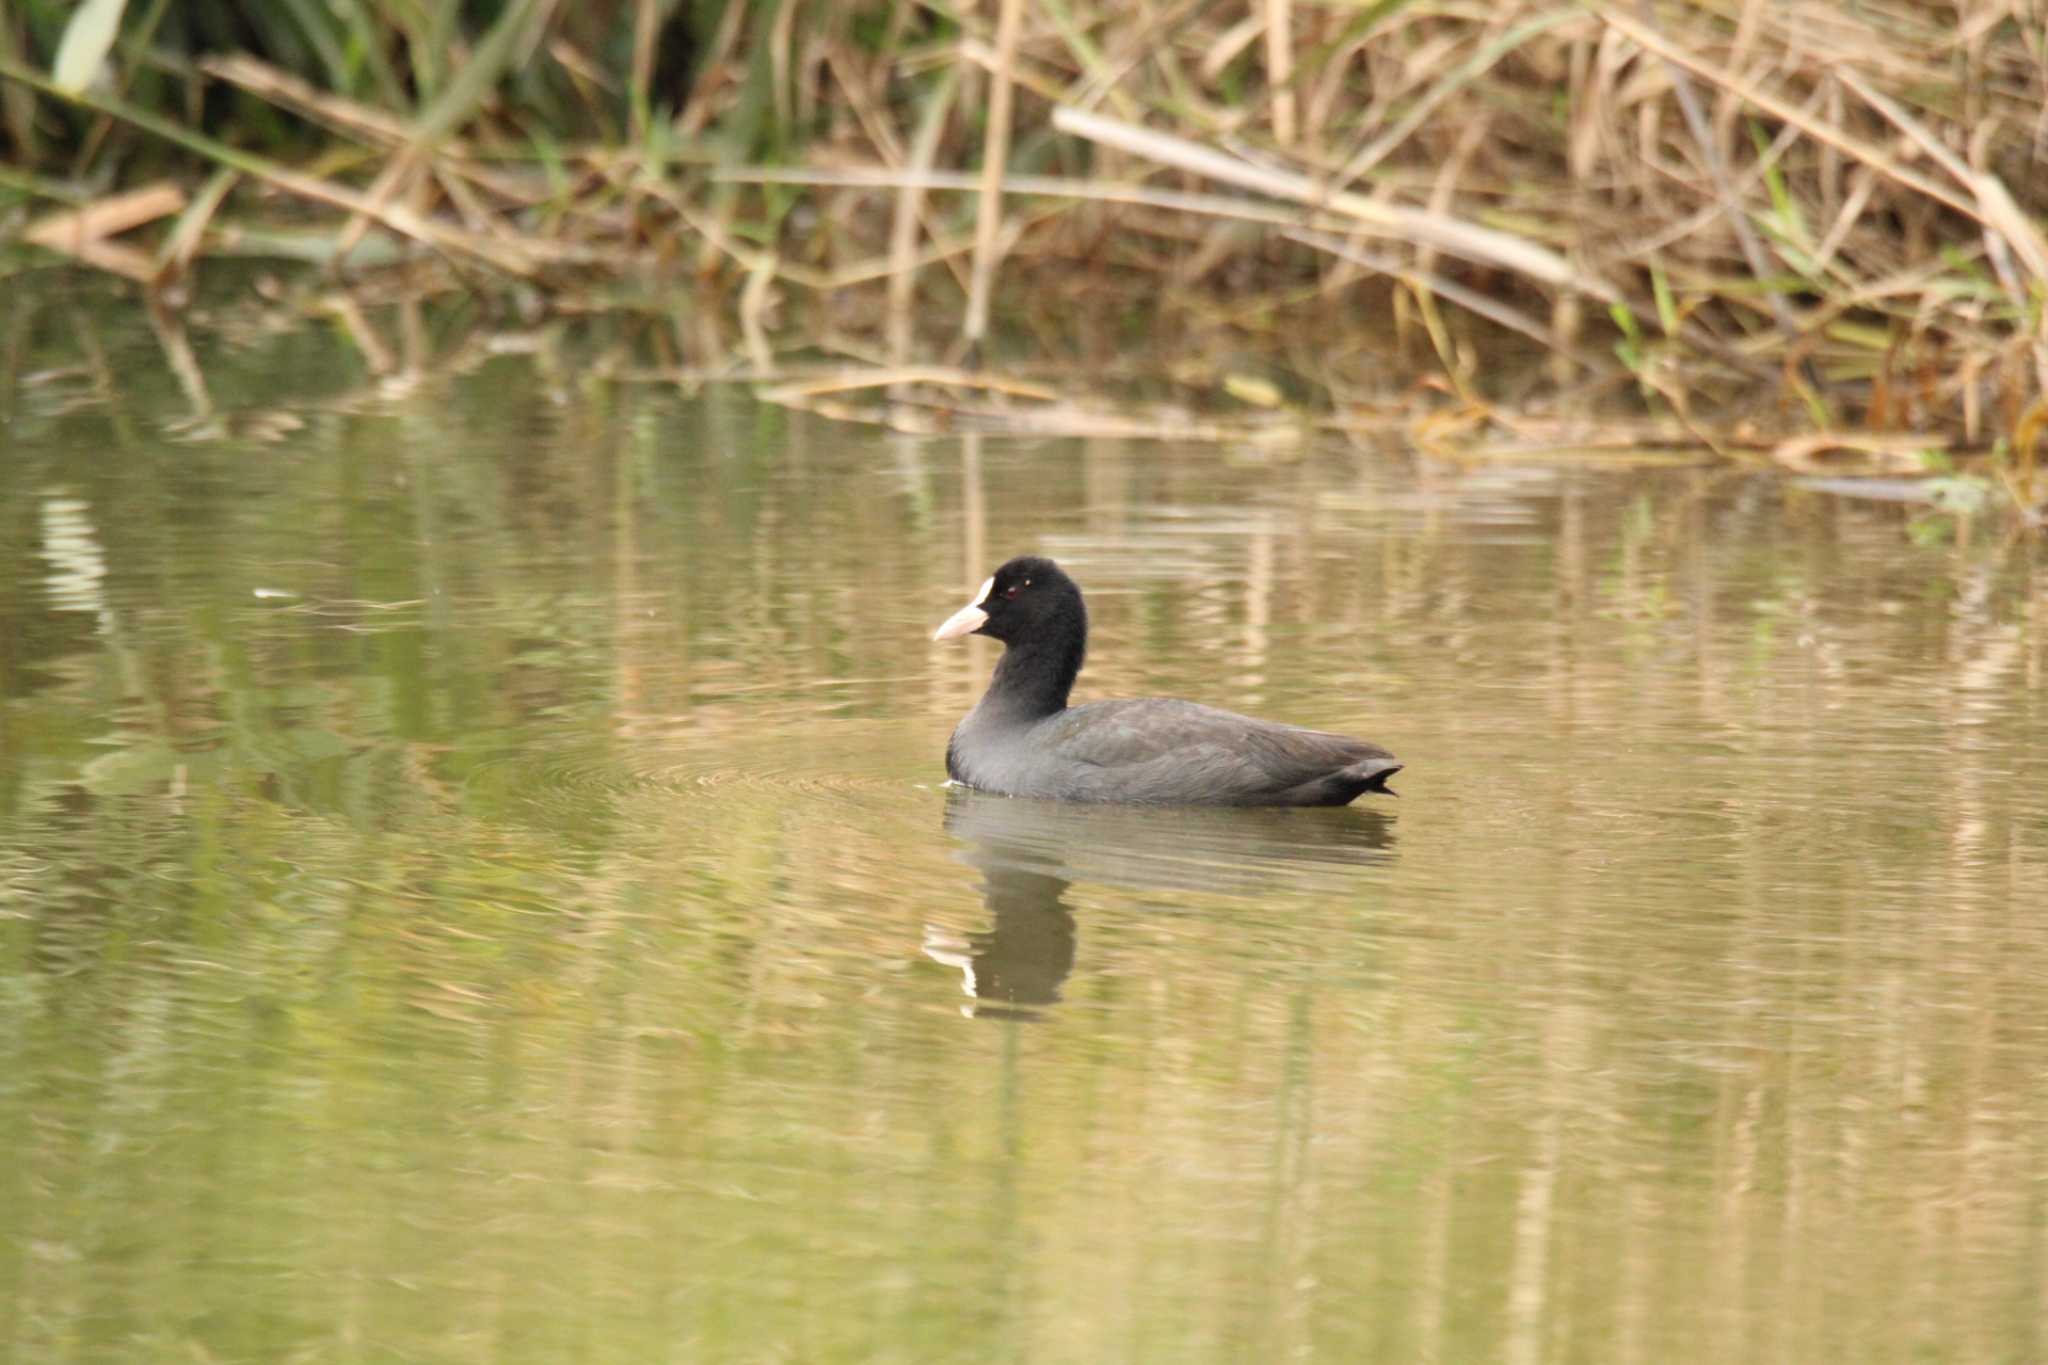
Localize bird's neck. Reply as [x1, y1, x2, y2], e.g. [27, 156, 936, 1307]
[984, 630, 1084, 720]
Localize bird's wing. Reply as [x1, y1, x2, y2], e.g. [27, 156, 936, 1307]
[1046, 700, 1388, 797]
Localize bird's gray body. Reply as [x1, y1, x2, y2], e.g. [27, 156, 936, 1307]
[947, 695, 1400, 807]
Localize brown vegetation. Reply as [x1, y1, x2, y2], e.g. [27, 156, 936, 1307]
[1, 1, 2045, 512]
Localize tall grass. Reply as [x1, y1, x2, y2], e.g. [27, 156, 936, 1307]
[2, 0, 2046, 494]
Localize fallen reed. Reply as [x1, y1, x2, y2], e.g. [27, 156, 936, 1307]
[1, 0, 2044, 508]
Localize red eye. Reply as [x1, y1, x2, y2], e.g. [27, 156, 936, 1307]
[1003, 585, 1022, 599]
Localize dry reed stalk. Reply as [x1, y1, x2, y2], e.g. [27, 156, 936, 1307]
[1264, 0, 1295, 147]
[25, 181, 186, 249]
[963, 0, 1027, 357]
[674, 0, 748, 139]
[1, 53, 545, 275]
[888, 68, 959, 364]
[1049, 105, 1619, 302]
[841, 204, 1072, 289]
[1609, 111, 1813, 264]
[24, 182, 187, 282]
[333, 0, 558, 271]
[155, 170, 238, 289]
[200, 54, 543, 217]
[1445, 441, 1716, 468]
[955, 36, 1111, 121]
[815, 46, 968, 312]
[630, 0, 660, 140]
[1592, 8, 1977, 222]
[1331, 8, 1585, 197]
[323, 293, 396, 374]
[824, 45, 904, 164]
[761, 366, 1059, 404]
[1768, 431, 1948, 475]
[739, 254, 777, 372]
[1836, 67, 2048, 289]
[333, 150, 424, 272]
[34, 236, 156, 283]
[1068, 0, 1208, 115]
[779, 389, 1311, 443]
[1630, 0, 1797, 343]
[1285, 228, 1590, 367]
[1199, 15, 1264, 84]
[0, 11, 36, 163]
[634, 178, 836, 289]
[198, 54, 412, 146]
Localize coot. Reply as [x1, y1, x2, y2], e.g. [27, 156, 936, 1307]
[933, 556, 1402, 806]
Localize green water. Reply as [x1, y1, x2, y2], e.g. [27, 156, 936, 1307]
[3, 300, 2047, 1363]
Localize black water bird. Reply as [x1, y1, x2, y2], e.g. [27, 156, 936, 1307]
[932, 557, 1401, 806]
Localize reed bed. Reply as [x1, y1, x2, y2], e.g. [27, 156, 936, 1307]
[2, 0, 2045, 514]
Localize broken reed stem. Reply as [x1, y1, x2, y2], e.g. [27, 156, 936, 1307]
[23, 181, 186, 281]
[24, 182, 186, 249]
[962, 0, 1026, 356]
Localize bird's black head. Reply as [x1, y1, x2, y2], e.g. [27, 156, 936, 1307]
[932, 556, 1085, 647]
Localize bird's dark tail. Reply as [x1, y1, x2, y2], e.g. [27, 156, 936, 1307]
[1349, 758, 1402, 797]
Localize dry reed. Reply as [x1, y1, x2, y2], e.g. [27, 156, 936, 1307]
[1, 0, 2045, 511]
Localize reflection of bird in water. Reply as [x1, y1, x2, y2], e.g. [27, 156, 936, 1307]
[925, 788, 1397, 1018]
[920, 854, 1076, 1021]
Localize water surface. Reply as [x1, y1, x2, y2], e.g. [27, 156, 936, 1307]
[3, 303, 2047, 1362]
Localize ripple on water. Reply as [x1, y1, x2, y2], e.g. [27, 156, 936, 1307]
[462, 723, 935, 824]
